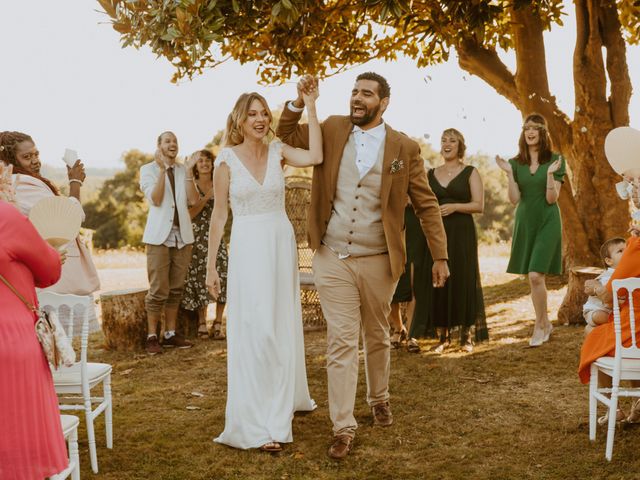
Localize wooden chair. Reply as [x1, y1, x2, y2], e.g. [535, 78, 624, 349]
[589, 277, 640, 460]
[38, 291, 113, 473]
[284, 176, 325, 330]
[51, 414, 81, 480]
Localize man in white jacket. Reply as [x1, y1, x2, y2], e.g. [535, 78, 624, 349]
[140, 131, 197, 354]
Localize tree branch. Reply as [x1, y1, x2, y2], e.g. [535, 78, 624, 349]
[456, 40, 520, 107]
[599, 0, 632, 127]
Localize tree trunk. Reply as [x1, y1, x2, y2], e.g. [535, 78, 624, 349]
[176, 307, 200, 339]
[100, 288, 148, 351]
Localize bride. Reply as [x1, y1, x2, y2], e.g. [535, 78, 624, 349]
[206, 88, 321, 452]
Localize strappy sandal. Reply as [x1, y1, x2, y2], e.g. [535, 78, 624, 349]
[197, 324, 209, 338]
[598, 408, 627, 426]
[431, 340, 450, 354]
[391, 327, 407, 349]
[210, 321, 226, 340]
[406, 338, 421, 353]
[626, 399, 640, 423]
[259, 442, 282, 453]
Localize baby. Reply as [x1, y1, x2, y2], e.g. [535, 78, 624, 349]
[583, 237, 626, 334]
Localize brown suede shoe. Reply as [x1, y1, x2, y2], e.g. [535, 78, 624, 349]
[162, 333, 193, 349]
[372, 401, 393, 426]
[328, 434, 354, 460]
[145, 335, 163, 355]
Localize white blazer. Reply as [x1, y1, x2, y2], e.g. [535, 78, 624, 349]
[139, 161, 194, 245]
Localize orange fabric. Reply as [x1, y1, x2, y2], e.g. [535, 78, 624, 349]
[578, 237, 640, 383]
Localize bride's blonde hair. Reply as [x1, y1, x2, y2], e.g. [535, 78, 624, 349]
[224, 92, 273, 146]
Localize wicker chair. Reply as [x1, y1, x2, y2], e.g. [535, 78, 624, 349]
[284, 175, 325, 330]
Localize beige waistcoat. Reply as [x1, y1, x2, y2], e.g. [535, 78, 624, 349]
[322, 134, 387, 257]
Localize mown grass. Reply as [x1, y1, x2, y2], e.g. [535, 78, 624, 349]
[73, 249, 640, 480]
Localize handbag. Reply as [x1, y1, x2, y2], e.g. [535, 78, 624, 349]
[0, 274, 76, 369]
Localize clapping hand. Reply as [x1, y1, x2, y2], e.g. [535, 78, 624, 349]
[0, 162, 15, 203]
[547, 158, 562, 175]
[206, 269, 221, 301]
[154, 149, 167, 171]
[185, 152, 199, 171]
[495, 155, 512, 174]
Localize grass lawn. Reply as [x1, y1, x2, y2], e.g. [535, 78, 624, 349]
[77, 246, 640, 479]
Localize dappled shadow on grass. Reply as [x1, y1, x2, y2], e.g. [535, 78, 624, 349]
[483, 274, 566, 308]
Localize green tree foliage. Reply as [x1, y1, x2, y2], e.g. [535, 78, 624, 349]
[99, 0, 640, 266]
[84, 150, 151, 248]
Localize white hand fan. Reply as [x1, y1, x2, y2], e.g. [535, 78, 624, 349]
[604, 127, 640, 177]
[28, 197, 83, 247]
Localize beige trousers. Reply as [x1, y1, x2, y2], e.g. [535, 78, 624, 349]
[313, 245, 398, 437]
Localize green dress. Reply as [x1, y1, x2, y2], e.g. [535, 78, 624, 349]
[409, 166, 488, 342]
[507, 154, 566, 275]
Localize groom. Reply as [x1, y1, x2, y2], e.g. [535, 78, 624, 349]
[277, 72, 449, 459]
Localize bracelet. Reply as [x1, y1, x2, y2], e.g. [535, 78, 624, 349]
[69, 179, 83, 186]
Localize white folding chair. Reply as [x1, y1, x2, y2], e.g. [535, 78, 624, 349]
[38, 291, 113, 473]
[51, 414, 80, 480]
[589, 277, 640, 460]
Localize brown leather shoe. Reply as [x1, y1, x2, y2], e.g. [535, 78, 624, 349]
[145, 335, 163, 355]
[328, 434, 353, 459]
[372, 401, 393, 426]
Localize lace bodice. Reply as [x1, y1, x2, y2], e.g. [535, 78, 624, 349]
[215, 141, 286, 217]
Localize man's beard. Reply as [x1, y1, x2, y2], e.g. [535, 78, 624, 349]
[350, 103, 380, 126]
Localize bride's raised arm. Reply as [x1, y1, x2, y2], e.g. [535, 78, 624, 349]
[281, 88, 322, 167]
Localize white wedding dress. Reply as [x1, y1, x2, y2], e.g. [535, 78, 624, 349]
[214, 141, 316, 449]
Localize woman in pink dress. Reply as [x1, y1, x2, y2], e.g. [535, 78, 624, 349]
[0, 199, 68, 479]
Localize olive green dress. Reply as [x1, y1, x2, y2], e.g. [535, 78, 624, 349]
[409, 166, 488, 342]
[507, 154, 566, 275]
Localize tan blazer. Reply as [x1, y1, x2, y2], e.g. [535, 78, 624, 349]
[277, 107, 448, 282]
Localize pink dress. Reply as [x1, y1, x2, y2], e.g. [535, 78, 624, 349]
[0, 201, 68, 479]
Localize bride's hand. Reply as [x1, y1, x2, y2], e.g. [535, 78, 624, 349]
[206, 269, 221, 301]
[302, 85, 319, 106]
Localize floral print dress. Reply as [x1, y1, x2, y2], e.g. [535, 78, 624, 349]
[181, 184, 228, 309]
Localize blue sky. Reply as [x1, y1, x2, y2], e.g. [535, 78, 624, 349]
[1, 1, 638, 169]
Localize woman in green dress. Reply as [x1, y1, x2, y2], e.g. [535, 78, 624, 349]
[496, 113, 565, 347]
[409, 128, 488, 352]
[181, 150, 228, 339]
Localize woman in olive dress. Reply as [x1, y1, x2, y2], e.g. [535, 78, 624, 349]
[409, 128, 488, 352]
[181, 150, 228, 339]
[496, 113, 565, 347]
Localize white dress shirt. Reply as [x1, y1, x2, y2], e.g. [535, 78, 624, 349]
[352, 122, 386, 178]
